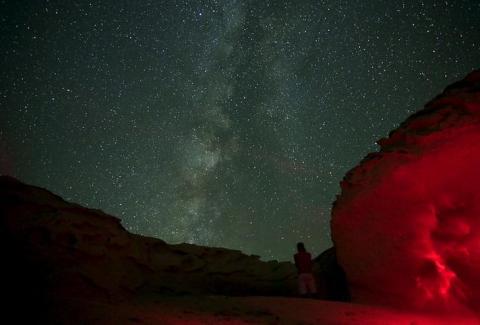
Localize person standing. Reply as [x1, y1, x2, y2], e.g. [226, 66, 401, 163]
[294, 242, 317, 297]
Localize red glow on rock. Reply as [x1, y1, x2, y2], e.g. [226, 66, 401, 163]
[331, 71, 480, 315]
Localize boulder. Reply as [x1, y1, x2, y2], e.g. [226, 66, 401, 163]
[331, 70, 480, 313]
[313, 247, 350, 301]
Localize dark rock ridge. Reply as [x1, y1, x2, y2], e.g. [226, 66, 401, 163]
[331, 70, 480, 314]
[0, 175, 297, 306]
[1, 174, 351, 318]
[313, 247, 350, 302]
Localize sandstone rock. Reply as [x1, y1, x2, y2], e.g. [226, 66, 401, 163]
[331, 70, 480, 313]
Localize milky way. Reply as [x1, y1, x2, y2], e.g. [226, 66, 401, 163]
[1, 0, 479, 260]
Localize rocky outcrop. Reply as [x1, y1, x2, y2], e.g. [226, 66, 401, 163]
[331, 70, 480, 313]
[313, 247, 350, 302]
[0, 176, 297, 307]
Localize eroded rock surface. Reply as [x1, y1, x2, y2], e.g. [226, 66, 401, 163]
[331, 70, 480, 313]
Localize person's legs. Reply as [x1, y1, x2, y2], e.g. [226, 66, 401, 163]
[306, 273, 317, 294]
[298, 273, 308, 296]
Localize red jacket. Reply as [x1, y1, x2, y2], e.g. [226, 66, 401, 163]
[294, 251, 313, 274]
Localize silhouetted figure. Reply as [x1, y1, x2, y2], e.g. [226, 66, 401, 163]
[294, 242, 317, 297]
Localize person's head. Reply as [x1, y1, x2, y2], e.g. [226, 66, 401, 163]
[297, 242, 306, 252]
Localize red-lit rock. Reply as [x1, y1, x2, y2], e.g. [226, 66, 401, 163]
[331, 70, 480, 313]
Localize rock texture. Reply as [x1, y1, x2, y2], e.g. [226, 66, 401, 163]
[0, 176, 297, 307]
[331, 70, 480, 313]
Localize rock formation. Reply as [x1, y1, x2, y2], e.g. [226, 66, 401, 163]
[0, 176, 297, 309]
[313, 247, 350, 301]
[331, 70, 480, 313]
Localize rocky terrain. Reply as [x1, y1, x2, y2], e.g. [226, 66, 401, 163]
[0, 175, 304, 319]
[1, 174, 355, 323]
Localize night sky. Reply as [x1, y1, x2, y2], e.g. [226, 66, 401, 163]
[1, 1, 479, 261]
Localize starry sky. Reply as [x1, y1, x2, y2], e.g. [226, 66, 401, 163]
[1, 0, 479, 261]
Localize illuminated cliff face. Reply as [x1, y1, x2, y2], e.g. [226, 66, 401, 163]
[331, 71, 480, 313]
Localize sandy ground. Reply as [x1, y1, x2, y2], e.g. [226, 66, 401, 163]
[53, 295, 480, 325]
